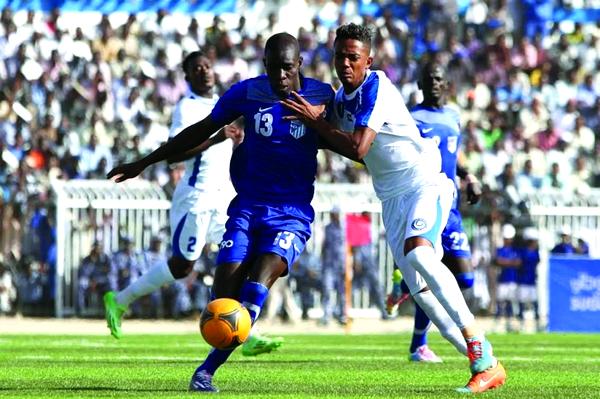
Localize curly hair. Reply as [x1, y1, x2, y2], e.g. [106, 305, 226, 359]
[334, 23, 373, 49]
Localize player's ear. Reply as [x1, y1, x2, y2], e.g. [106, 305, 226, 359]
[366, 55, 373, 69]
[298, 55, 303, 68]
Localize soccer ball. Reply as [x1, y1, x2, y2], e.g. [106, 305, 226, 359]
[200, 298, 252, 349]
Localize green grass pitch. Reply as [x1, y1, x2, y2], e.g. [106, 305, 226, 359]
[1, 332, 599, 398]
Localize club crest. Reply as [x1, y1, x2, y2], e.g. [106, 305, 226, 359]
[289, 120, 306, 139]
[411, 218, 427, 231]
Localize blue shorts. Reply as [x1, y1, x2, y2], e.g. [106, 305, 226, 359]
[441, 207, 471, 259]
[216, 197, 314, 275]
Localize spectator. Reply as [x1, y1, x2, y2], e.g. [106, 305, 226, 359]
[109, 236, 143, 292]
[493, 224, 520, 332]
[550, 225, 577, 254]
[0, 261, 17, 314]
[347, 212, 388, 321]
[78, 240, 112, 314]
[291, 250, 321, 321]
[320, 207, 346, 325]
[79, 133, 113, 178]
[517, 227, 541, 332]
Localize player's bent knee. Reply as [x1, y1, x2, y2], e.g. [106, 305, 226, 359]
[168, 257, 195, 279]
[455, 272, 474, 289]
[405, 245, 438, 273]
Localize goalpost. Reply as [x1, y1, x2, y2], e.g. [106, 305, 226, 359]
[51, 179, 171, 317]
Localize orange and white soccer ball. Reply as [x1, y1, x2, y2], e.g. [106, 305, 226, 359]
[200, 298, 252, 349]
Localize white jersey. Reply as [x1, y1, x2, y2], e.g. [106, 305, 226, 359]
[169, 90, 234, 201]
[333, 70, 441, 201]
[168, 90, 234, 260]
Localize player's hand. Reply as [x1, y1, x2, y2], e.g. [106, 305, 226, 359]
[466, 176, 482, 205]
[280, 91, 326, 124]
[107, 161, 145, 183]
[224, 124, 244, 145]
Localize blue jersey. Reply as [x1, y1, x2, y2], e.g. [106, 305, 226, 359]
[410, 105, 461, 186]
[411, 105, 469, 259]
[211, 75, 334, 205]
[518, 247, 540, 285]
[496, 246, 519, 283]
[551, 242, 576, 254]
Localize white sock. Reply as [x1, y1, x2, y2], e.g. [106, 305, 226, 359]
[116, 262, 175, 307]
[413, 290, 468, 356]
[406, 246, 475, 330]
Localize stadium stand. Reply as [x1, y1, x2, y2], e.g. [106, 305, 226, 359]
[0, 0, 599, 320]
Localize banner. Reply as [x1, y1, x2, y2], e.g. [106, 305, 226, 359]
[548, 257, 600, 332]
[0, 0, 236, 14]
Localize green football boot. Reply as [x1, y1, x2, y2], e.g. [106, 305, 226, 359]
[241, 334, 284, 356]
[103, 291, 127, 339]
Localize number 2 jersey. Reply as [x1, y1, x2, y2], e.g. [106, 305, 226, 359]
[210, 75, 334, 205]
[411, 105, 471, 258]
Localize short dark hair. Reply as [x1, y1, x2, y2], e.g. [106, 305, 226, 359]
[264, 32, 299, 58]
[182, 50, 205, 73]
[334, 23, 373, 49]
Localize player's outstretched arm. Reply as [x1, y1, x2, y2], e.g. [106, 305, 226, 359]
[281, 92, 374, 162]
[107, 115, 222, 183]
[167, 124, 244, 164]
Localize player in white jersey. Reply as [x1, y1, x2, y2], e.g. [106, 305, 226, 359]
[102, 51, 243, 338]
[282, 23, 506, 393]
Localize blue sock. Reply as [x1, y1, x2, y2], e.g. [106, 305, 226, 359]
[410, 304, 431, 353]
[196, 282, 269, 376]
[239, 280, 269, 323]
[196, 348, 234, 376]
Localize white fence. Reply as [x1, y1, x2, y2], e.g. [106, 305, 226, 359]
[51, 179, 171, 317]
[51, 179, 600, 319]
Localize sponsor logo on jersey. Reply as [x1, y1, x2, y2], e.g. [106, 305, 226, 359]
[219, 240, 234, 249]
[411, 218, 427, 231]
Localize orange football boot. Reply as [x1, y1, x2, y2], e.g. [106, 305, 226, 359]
[456, 361, 506, 394]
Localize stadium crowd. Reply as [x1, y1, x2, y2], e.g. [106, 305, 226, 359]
[0, 0, 599, 319]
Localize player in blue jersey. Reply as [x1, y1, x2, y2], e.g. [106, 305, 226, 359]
[518, 227, 541, 332]
[107, 33, 334, 392]
[282, 23, 505, 393]
[387, 62, 482, 362]
[494, 224, 521, 332]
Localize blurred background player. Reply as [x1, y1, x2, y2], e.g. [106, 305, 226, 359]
[348, 211, 389, 321]
[107, 33, 334, 392]
[103, 51, 276, 350]
[518, 226, 541, 332]
[494, 224, 521, 333]
[387, 61, 481, 362]
[319, 205, 346, 325]
[283, 23, 505, 394]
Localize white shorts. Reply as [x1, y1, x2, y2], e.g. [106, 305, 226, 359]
[382, 173, 455, 294]
[518, 285, 537, 303]
[170, 184, 231, 261]
[496, 282, 518, 302]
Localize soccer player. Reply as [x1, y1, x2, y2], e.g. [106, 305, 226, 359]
[103, 50, 279, 356]
[518, 227, 541, 332]
[388, 61, 481, 362]
[107, 33, 334, 392]
[281, 23, 506, 393]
